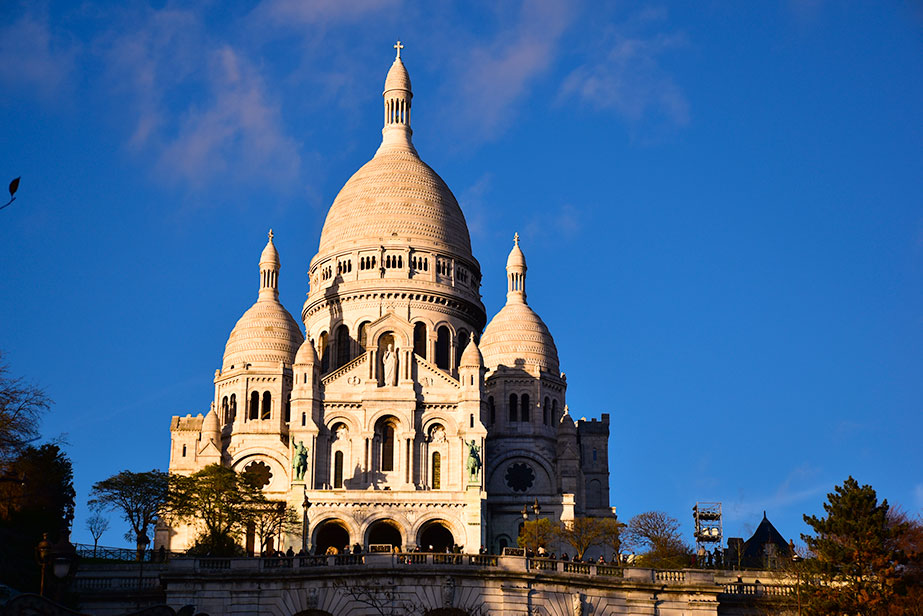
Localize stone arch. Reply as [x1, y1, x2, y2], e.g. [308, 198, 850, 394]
[365, 408, 410, 434]
[487, 450, 556, 495]
[322, 414, 358, 434]
[364, 517, 404, 550]
[411, 513, 465, 551]
[312, 517, 353, 555]
[421, 413, 459, 437]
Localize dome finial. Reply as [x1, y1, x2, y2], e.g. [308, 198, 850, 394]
[505, 232, 527, 303]
[394, 40, 404, 60]
[259, 231, 281, 299]
[268, 228, 274, 242]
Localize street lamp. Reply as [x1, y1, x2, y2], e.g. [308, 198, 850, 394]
[35, 533, 52, 596]
[521, 505, 529, 522]
[532, 498, 541, 517]
[136, 532, 150, 610]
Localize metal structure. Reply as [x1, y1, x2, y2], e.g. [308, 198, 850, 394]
[692, 502, 723, 552]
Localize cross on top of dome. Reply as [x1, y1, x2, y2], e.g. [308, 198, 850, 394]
[394, 40, 404, 60]
[268, 229, 274, 241]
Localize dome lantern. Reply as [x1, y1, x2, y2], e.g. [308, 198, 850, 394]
[378, 41, 416, 155]
[259, 229, 280, 300]
[506, 232, 527, 304]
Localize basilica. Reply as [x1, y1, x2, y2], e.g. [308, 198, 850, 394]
[158, 45, 612, 556]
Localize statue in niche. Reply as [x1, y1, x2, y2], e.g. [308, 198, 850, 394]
[292, 440, 308, 481]
[430, 425, 446, 444]
[466, 440, 481, 483]
[334, 425, 349, 442]
[572, 593, 584, 616]
[382, 343, 397, 386]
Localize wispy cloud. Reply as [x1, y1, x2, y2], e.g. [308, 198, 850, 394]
[725, 467, 828, 525]
[559, 8, 689, 131]
[253, 0, 398, 25]
[100, 6, 300, 192]
[0, 9, 79, 101]
[446, 0, 575, 140]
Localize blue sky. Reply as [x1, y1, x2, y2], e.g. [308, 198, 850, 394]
[1, 0, 920, 548]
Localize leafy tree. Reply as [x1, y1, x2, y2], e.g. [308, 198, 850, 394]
[85, 512, 110, 557]
[0, 444, 75, 591]
[168, 464, 266, 556]
[89, 469, 169, 553]
[800, 476, 909, 616]
[555, 517, 608, 560]
[887, 508, 923, 616]
[0, 352, 51, 461]
[517, 518, 556, 554]
[625, 510, 692, 568]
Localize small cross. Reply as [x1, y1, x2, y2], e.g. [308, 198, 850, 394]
[268, 229, 274, 241]
[394, 40, 404, 60]
[513, 232, 520, 246]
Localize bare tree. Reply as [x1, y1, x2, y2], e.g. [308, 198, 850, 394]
[86, 512, 110, 557]
[625, 511, 692, 568]
[0, 351, 51, 461]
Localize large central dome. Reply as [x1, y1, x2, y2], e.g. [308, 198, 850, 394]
[317, 151, 472, 256]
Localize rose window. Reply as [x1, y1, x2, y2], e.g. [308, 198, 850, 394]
[504, 462, 535, 492]
[245, 460, 273, 488]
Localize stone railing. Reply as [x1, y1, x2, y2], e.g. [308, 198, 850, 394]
[655, 570, 685, 582]
[722, 582, 795, 597]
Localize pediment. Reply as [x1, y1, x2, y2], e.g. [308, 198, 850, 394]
[413, 355, 460, 392]
[321, 353, 368, 393]
[366, 312, 413, 348]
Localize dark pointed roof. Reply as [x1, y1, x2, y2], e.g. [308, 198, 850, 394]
[740, 511, 792, 567]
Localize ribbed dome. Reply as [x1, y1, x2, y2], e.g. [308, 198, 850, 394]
[459, 337, 484, 369]
[316, 150, 473, 257]
[480, 302, 559, 374]
[384, 58, 411, 92]
[222, 299, 304, 370]
[294, 338, 317, 365]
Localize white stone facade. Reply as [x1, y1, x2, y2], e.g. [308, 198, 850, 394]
[160, 47, 612, 556]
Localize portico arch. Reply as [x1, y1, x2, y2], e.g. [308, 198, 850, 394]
[313, 518, 351, 555]
[418, 520, 455, 553]
[365, 518, 403, 550]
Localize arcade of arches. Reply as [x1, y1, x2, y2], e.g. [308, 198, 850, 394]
[312, 518, 455, 554]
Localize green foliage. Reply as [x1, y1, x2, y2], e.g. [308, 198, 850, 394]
[800, 476, 909, 616]
[0, 444, 75, 592]
[167, 464, 267, 556]
[625, 510, 692, 568]
[89, 469, 169, 544]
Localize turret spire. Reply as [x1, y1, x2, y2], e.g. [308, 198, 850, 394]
[378, 41, 416, 156]
[259, 229, 281, 300]
[505, 232, 527, 304]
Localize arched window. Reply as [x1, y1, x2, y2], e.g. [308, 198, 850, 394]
[335, 324, 350, 368]
[382, 423, 395, 472]
[284, 393, 291, 423]
[358, 322, 369, 353]
[318, 332, 329, 373]
[509, 394, 518, 422]
[334, 451, 344, 489]
[488, 396, 495, 424]
[229, 394, 236, 422]
[261, 392, 271, 420]
[182, 444, 186, 457]
[435, 326, 450, 370]
[431, 451, 441, 489]
[551, 399, 558, 424]
[413, 322, 427, 358]
[521, 394, 530, 423]
[543, 396, 549, 425]
[222, 396, 229, 423]
[249, 391, 259, 420]
[456, 330, 469, 366]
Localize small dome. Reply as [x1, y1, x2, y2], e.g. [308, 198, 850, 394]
[260, 230, 280, 267]
[384, 58, 411, 93]
[202, 406, 220, 436]
[459, 337, 483, 369]
[506, 233, 526, 269]
[480, 302, 559, 373]
[294, 338, 317, 365]
[223, 299, 304, 370]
